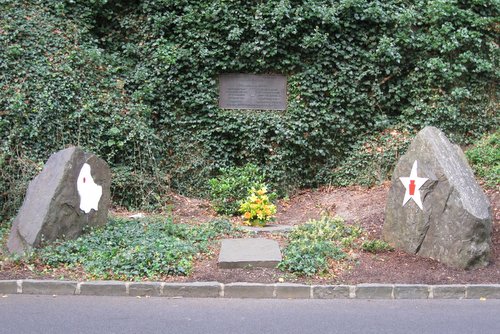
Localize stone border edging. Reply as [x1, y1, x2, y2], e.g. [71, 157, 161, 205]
[1, 280, 500, 299]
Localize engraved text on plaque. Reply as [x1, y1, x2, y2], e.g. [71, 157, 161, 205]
[219, 74, 287, 110]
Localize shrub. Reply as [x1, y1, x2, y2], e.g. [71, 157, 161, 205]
[239, 187, 277, 227]
[465, 130, 499, 188]
[279, 216, 362, 276]
[208, 164, 267, 215]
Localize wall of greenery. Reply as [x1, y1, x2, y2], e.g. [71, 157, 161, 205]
[1, 0, 498, 220]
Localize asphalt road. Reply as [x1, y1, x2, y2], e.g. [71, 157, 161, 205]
[1, 295, 499, 334]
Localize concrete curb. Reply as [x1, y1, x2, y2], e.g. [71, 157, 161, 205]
[1, 280, 500, 299]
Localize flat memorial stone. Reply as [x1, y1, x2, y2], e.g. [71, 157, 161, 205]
[218, 238, 282, 269]
[239, 224, 293, 233]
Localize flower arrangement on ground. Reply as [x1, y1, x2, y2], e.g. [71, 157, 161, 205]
[239, 186, 277, 227]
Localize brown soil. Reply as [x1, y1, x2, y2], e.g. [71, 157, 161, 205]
[1, 184, 499, 285]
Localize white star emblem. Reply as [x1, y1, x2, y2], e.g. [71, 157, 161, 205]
[399, 160, 428, 210]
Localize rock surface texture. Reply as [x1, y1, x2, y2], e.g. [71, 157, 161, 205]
[218, 238, 282, 269]
[8, 147, 111, 254]
[383, 126, 492, 269]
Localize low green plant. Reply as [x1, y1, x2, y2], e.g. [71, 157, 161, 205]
[0, 220, 11, 242]
[208, 164, 268, 215]
[465, 130, 499, 188]
[361, 239, 394, 254]
[239, 186, 277, 227]
[279, 216, 362, 276]
[38, 217, 234, 280]
[0, 220, 12, 258]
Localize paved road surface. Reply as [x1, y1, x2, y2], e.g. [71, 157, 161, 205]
[1, 295, 499, 334]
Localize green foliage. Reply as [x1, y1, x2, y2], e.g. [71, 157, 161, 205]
[0, 155, 43, 221]
[328, 127, 413, 186]
[0, 1, 166, 219]
[361, 239, 394, 254]
[38, 217, 234, 280]
[128, 0, 497, 194]
[1, 0, 498, 222]
[208, 164, 267, 215]
[466, 130, 500, 188]
[0, 220, 11, 254]
[279, 216, 362, 276]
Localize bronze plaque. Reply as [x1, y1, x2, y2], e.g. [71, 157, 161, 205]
[219, 74, 287, 110]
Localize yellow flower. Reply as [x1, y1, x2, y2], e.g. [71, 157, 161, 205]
[238, 186, 276, 227]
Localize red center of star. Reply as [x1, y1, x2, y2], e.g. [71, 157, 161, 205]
[409, 180, 416, 195]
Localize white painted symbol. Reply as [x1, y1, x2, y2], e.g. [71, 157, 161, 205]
[77, 163, 102, 213]
[399, 160, 428, 210]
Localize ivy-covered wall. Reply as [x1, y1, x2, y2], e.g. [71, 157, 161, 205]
[1, 0, 498, 219]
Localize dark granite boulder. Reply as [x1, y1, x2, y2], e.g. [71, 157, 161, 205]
[8, 147, 111, 254]
[383, 126, 492, 269]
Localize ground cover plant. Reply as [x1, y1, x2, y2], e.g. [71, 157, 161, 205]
[36, 217, 237, 280]
[279, 216, 364, 276]
[2, 215, 377, 281]
[361, 239, 394, 254]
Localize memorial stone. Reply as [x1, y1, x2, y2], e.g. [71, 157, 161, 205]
[8, 147, 111, 254]
[219, 74, 287, 110]
[383, 126, 492, 269]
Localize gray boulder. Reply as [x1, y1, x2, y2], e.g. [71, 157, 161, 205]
[8, 147, 111, 254]
[383, 126, 492, 269]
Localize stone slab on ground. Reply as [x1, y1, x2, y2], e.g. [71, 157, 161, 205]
[79, 281, 127, 296]
[218, 238, 282, 269]
[355, 284, 394, 299]
[162, 282, 221, 298]
[275, 283, 311, 299]
[466, 284, 500, 299]
[0, 280, 19, 294]
[431, 285, 466, 299]
[240, 224, 293, 233]
[312, 285, 351, 299]
[128, 282, 162, 297]
[223, 283, 275, 298]
[22, 280, 77, 295]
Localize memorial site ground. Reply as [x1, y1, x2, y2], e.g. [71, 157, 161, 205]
[1, 183, 498, 285]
